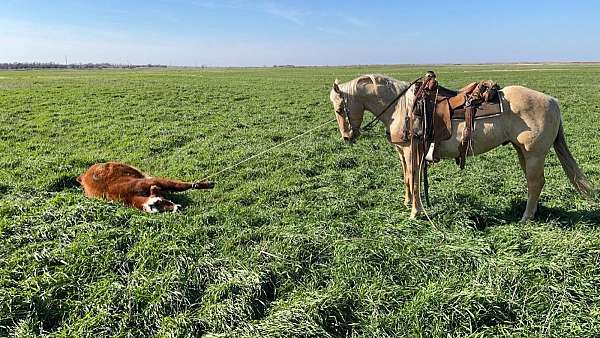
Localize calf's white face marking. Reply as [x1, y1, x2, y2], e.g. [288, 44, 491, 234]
[142, 196, 162, 213]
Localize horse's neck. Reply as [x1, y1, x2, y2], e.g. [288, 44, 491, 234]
[361, 89, 412, 129]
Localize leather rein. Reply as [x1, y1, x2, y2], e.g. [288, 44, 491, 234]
[360, 75, 424, 132]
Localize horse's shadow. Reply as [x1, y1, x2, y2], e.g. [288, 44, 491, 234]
[444, 193, 599, 229]
[534, 204, 600, 228]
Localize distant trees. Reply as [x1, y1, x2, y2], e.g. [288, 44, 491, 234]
[0, 62, 167, 70]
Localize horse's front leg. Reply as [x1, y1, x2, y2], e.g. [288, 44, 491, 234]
[395, 146, 411, 206]
[402, 144, 424, 219]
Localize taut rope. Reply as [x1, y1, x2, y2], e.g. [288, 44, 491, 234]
[199, 118, 337, 182]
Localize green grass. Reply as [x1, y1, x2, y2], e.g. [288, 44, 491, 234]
[1, 64, 599, 337]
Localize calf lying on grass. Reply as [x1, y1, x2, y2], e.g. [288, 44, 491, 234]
[78, 162, 214, 212]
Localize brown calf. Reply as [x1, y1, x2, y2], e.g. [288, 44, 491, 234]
[77, 162, 214, 212]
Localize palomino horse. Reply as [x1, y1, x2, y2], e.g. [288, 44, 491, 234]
[329, 74, 593, 222]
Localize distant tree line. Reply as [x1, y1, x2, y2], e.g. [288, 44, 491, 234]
[0, 62, 168, 70]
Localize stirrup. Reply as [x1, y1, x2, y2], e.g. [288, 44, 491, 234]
[425, 142, 436, 162]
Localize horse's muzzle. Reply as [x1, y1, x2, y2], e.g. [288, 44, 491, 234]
[343, 129, 360, 142]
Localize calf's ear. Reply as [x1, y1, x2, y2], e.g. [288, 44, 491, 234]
[150, 185, 161, 196]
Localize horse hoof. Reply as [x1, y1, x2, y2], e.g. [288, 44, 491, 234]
[410, 209, 423, 219]
[519, 215, 532, 223]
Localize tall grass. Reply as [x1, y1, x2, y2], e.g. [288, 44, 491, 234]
[1, 65, 599, 337]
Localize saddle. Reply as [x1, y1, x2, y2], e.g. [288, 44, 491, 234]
[389, 72, 503, 169]
[388, 71, 502, 206]
[427, 77, 502, 168]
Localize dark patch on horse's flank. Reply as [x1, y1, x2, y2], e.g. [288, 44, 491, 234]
[47, 175, 80, 192]
[336, 157, 358, 169]
[271, 135, 284, 143]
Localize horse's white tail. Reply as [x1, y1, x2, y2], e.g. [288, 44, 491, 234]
[553, 122, 595, 198]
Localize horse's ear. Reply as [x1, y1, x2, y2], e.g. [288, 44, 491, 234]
[333, 80, 341, 95]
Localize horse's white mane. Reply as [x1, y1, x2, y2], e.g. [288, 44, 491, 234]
[340, 74, 415, 116]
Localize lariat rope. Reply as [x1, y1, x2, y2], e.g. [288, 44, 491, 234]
[200, 74, 425, 183]
[198, 118, 337, 182]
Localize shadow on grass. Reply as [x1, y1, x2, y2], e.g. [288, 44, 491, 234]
[534, 204, 600, 228]
[0, 183, 11, 194]
[164, 192, 195, 211]
[46, 175, 80, 192]
[446, 194, 599, 229]
[493, 199, 600, 228]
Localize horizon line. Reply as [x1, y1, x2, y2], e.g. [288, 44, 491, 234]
[2, 60, 600, 70]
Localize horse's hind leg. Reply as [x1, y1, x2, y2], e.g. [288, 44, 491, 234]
[396, 146, 411, 206]
[511, 143, 526, 174]
[521, 154, 546, 222]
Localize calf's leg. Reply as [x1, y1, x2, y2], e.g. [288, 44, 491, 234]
[146, 178, 214, 192]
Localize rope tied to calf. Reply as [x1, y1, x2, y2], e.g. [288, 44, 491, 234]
[199, 118, 337, 182]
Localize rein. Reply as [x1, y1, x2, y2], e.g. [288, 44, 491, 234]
[358, 72, 437, 208]
[361, 76, 423, 131]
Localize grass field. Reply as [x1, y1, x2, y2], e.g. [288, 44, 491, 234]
[1, 64, 599, 337]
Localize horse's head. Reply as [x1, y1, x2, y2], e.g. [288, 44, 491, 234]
[330, 79, 365, 142]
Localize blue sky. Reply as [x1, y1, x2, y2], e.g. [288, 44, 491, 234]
[2, 0, 599, 66]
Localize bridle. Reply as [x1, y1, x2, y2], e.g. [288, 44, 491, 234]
[335, 93, 353, 134]
[361, 75, 424, 132]
[335, 73, 432, 138]
[336, 72, 438, 206]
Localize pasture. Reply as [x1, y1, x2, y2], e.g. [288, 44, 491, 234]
[1, 64, 599, 337]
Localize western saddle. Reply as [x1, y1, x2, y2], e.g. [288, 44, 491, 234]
[400, 71, 502, 169]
